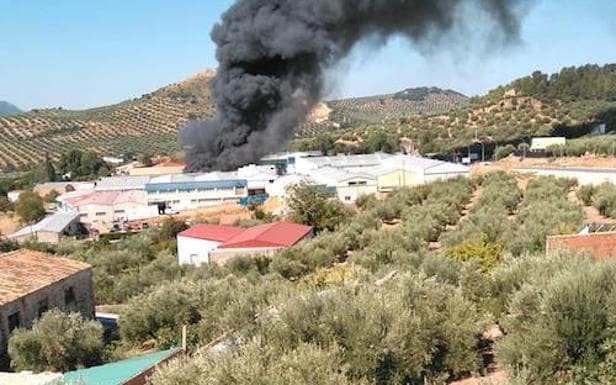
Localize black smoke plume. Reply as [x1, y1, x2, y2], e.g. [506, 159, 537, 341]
[182, 0, 526, 172]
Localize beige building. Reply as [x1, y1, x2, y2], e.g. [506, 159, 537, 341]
[0, 250, 94, 356]
[8, 212, 81, 244]
[308, 167, 378, 203]
[60, 190, 158, 231]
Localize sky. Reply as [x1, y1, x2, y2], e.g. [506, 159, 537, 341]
[0, 0, 615, 111]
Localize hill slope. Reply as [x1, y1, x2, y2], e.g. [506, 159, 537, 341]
[295, 64, 616, 157]
[300, 87, 469, 137]
[0, 101, 22, 117]
[0, 71, 215, 171]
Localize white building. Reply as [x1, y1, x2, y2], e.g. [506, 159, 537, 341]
[294, 153, 394, 174]
[381, 155, 470, 184]
[177, 222, 313, 266]
[95, 176, 151, 192]
[308, 167, 378, 203]
[530, 137, 566, 152]
[144, 172, 248, 211]
[8, 212, 81, 244]
[514, 166, 616, 186]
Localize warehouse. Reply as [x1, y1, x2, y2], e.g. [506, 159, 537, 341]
[61, 190, 157, 231]
[145, 172, 248, 211]
[356, 155, 470, 193]
[308, 167, 378, 203]
[294, 153, 393, 174]
[95, 175, 151, 192]
[177, 222, 313, 266]
[8, 211, 81, 244]
[515, 166, 616, 185]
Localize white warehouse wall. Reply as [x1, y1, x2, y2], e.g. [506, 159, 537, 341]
[177, 236, 221, 266]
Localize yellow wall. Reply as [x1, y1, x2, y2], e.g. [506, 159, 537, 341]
[377, 170, 420, 192]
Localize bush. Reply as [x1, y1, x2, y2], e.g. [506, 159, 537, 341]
[287, 182, 355, 232]
[150, 340, 364, 385]
[445, 235, 504, 271]
[8, 310, 104, 372]
[498, 257, 616, 384]
[15, 191, 45, 224]
[577, 184, 596, 206]
[158, 217, 189, 241]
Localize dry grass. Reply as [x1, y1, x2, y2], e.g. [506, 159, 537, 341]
[0, 213, 20, 235]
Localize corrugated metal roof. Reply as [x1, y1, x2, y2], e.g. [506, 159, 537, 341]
[145, 179, 247, 192]
[95, 176, 151, 191]
[63, 348, 179, 385]
[308, 167, 375, 185]
[0, 250, 91, 306]
[9, 212, 79, 239]
[303, 153, 394, 168]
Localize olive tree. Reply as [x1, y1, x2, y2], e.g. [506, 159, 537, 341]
[8, 310, 104, 372]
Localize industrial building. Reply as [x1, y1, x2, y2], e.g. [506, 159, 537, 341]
[294, 152, 394, 174]
[145, 172, 248, 211]
[60, 190, 157, 232]
[177, 221, 313, 266]
[308, 167, 378, 203]
[0, 250, 94, 356]
[515, 166, 616, 185]
[8, 211, 81, 244]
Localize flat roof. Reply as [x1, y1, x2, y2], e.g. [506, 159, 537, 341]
[0, 250, 91, 306]
[515, 166, 616, 174]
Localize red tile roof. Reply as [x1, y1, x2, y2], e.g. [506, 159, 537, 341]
[178, 222, 313, 249]
[0, 250, 91, 306]
[178, 224, 245, 242]
[220, 222, 312, 249]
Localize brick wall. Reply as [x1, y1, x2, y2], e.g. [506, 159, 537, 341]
[546, 232, 616, 261]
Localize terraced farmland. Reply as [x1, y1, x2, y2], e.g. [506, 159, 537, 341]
[0, 70, 215, 171]
[299, 87, 469, 137]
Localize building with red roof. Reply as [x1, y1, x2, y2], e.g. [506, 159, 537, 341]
[177, 221, 313, 265]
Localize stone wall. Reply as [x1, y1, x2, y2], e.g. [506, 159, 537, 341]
[0, 269, 94, 355]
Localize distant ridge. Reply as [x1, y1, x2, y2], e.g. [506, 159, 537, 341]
[0, 70, 215, 171]
[0, 101, 22, 117]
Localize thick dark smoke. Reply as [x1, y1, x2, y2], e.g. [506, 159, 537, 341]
[182, 0, 526, 172]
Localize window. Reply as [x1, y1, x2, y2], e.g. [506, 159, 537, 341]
[113, 210, 125, 214]
[37, 298, 49, 317]
[345, 196, 351, 201]
[189, 254, 198, 265]
[64, 287, 76, 305]
[8, 312, 20, 332]
[95, 212, 106, 217]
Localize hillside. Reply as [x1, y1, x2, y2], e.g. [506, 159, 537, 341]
[0, 101, 21, 117]
[300, 87, 469, 137]
[0, 70, 215, 171]
[294, 64, 616, 157]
